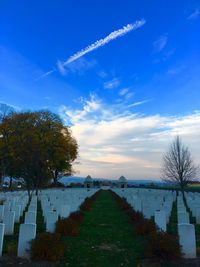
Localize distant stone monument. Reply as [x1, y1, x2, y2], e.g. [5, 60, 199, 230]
[118, 176, 127, 188]
[84, 175, 94, 188]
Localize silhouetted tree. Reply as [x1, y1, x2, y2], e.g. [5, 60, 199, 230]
[0, 110, 78, 195]
[0, 103, 15, 186]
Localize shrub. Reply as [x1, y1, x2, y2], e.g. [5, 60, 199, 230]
[79, 190, 101, 211]
[56, 218, 79, 236]
[129, 211, 144, 223]
[135, 219, 156, 236]
[79, 198, 92, 211]
[145, 231, 181, 260]
[69, 211, 84, 223]
[31, 233, 65, 262]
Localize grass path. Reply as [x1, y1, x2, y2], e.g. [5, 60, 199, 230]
[59, 190, 144, 267]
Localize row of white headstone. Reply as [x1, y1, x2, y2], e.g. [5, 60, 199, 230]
[0, 188, 98, 258]
[112, 188, 197, 259]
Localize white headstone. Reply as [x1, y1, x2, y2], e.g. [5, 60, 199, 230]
[46, 211, 58, 233]
[25, 211, 36, 224]
[0, 223, 5, 256]
[0, 206, 4, 221]
[17, 223, 36, 258]
[154, 210, 167, 231]
[60, 204, 70, 218]
[4, 211, 15, 235]
[12, 205, 21, 223]
[178, 212, 190, 224]
[178, 223, 196, 258]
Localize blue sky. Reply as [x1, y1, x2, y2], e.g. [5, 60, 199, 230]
[0, 0, 200, 179]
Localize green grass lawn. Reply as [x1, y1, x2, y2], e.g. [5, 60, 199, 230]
[59, 190, 145, 267]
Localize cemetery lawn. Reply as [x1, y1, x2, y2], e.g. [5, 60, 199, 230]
[59, 190, 145, 267]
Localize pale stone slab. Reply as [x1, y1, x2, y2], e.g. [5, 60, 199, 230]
[25, 211, 36, 224]
[0, 205, 4, 221]
[60, 205, 70, 218]
[0, 223, 5, 256]
[178, 223, 196, 258]
[12, 205, 21, 223]
[17, 223, 36, 258]
[46, 211, 58, 233]
[154, 210, 167, 231]
[178, 212, 190, 224]
[3, 211, 15, 235]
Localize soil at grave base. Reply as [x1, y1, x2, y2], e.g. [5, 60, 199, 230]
[141, 257, 200, 267]
[0, 255, 58, 267]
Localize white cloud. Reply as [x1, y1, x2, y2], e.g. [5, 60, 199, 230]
[187, 9, 200, 20]
[104, 78, 121, 89]
[57, 19, 146, 73]
[57, 57, 96, 75]
[128, 99, 150, 107]
[35, 68, 56, 81]
[119, 88, 129, 96]
[98, 70, 108, 79]
[167, 65, 186, 75]
[59, 95, 200, 179]
[153, 35, 168, 53]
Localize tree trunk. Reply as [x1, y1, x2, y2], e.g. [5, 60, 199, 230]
[180, 184, 185, 198]
[9, 177, 13, 189]
[53, 169, 59, 184]
[0, 172, 3, 187]
[27, 187, 31, 198]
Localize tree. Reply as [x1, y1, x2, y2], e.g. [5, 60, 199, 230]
[0, 110, 78, 195]
[162, 135, 198, 192]
[0, 103, 15, 186]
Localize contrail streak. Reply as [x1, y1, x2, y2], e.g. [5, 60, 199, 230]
[57, 19, 146, 73]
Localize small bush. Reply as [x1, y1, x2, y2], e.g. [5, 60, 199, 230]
[69, 211, 84, 223]
[129, 211, 144, 223]
[135, 219, 156, 236]
[79, 191, 101, 211]
[31, 233, 65, 262]
[145, 231, 181, 260]
[6, 241, 17, 255]
[79, 198, 92, 211]
[56, 218, 79, 236]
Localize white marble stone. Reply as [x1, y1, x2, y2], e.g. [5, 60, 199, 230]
[46, 211, 58, 233]
[178, 211, 190, 224]
[12, 205, 21, 223]
[17, 223, 36, 258]
[154, 210, 167, 231]
[0, 205, 4, 221]
[0, 223, 5, 256]
[25, 211, 36, 224]
[3, 211, 15, 235]
[60, 204, 70, 218]
[178, 223, 196, 258]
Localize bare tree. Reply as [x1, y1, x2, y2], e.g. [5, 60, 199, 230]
[162, 135, 198, 192]
[0, 103, 14, 122]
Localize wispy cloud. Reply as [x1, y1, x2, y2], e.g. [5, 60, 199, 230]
[98, 70, 108, 79]
[35, 68, 56, 81]
[59, 95, 200, 179]
[153, 35, 168, 53]
[58, 57, 96, 75]
[119, 88, 129, 96]
[187, 9, 200, 20]
[128, 99, 150, 108]
[57, 19, 146, 74]
[167, 65, 186, 75]
[104, 78, 121, 89]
